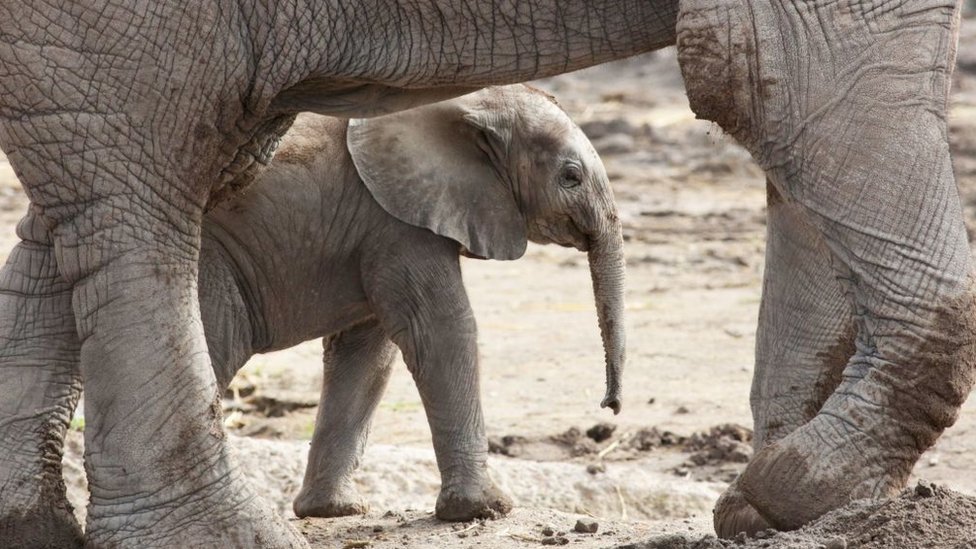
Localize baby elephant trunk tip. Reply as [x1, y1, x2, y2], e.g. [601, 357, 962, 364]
[601, 391, 622, 415]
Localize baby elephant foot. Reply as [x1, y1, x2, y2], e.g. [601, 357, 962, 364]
[293, 483, 368, 518]
[435, 479, 513, 522]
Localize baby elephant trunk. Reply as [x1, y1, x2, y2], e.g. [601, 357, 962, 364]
[586, 218, 626, 414]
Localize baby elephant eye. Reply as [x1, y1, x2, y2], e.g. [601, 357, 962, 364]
[560, 164, 583, 188]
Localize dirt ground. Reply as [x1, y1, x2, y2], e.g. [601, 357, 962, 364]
[3, 18, 976, 549]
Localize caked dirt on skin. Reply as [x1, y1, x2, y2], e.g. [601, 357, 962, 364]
[620, 482, 976, 549]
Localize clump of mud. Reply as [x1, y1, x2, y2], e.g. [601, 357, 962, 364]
[618, 481, 976, 549]
[487, 422, 749, 478]
[673, 424, 752, 482]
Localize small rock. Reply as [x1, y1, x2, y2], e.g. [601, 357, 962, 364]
[372, 525, 384, 533]
[734, 532, 748, 544]
[647, 397, 656, 405]
[675, 405, 691, 414]
[586, 463, 606, 475]
[542, 526, 555, 537]
[825, 537, 847, 549]
[342, 541, 371, 549]
[754, 529, 776, 539]
[915, 479, 935, 498]
[574, 519, 599, 534]
[541, 536, 569, 546]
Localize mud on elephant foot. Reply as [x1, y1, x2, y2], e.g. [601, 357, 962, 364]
[715, 411, 914, 537]
[712, 478, 771, 539]
[435, 479, 514, 522]
[293, 481, 369, 519]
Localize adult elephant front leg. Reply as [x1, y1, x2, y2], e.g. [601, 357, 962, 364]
[0, 213, 83, 548]
[680, 0, 976, 533]
[67, 205, 302, 546]
[12, 168, 306, 546]
[715, 182, 856, 537]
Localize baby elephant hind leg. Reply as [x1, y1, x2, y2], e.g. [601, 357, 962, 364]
[294, 319, 397, 518]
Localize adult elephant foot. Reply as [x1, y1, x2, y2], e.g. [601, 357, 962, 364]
[435, 478, 514, 522]
[736, 284, 976, 531]
[712, 480, 770, 539]
[72, 251, 308, 548]
[87, 469, 305, 548]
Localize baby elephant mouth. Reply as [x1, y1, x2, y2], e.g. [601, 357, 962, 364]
[527, 218, 591, 252]
[556, 219, 590, 251]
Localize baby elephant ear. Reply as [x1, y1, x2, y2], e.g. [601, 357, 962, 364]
[346, 95, 528, 261]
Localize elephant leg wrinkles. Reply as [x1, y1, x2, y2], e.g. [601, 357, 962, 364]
[715, 181, 857, 538]
[679, 0, 976, 535]
[751, 182, 856, 449]
[14, 163, 305, 547]
[364, 238, 513, 522]
[0, 213, 83, 549]
[293, 319, 397, 518]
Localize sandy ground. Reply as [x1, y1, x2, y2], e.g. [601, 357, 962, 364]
[2, 19, 976, 549]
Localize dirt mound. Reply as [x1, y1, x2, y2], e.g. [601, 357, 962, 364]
[619, 481, 976, 549]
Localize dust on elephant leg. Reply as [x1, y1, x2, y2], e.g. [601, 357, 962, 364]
[741, 282, 976, 529]
[749, 182, 856, 450]
[0, 215, 83, 548]
[679, 0, 974, 534]
[70, 245, 306, 548]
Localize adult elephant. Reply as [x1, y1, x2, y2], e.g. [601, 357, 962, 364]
[0, 3, 678, 548]
[0, 1, 971, 548]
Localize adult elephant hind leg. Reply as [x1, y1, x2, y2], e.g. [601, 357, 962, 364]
[714, 183, 856, 538]
[0, 213, 84, 549]
[293, 319, 397, 518]
[680, 0, 975, 533]
[47, 195, 306, 547]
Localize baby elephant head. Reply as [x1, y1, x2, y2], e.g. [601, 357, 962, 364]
[347, 85, 626, 414]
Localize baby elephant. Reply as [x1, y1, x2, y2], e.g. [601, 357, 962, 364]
[199, 85, 626, 522]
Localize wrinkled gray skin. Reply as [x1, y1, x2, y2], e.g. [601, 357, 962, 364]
[678, 0, 976, 539]
[0, 3, 675, 548]
[0, 0, 973, 547]
[196, 86, 625, 522]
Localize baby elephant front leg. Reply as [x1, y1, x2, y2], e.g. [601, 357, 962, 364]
[294, 320, 397, 518]
[403, 312, 513, 521]
[366, 244, 512, 521]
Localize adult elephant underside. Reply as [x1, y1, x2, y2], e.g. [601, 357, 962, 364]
[0, 1, 972, 547]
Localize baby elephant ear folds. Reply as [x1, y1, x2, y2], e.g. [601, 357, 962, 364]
[346, 92, 528, 261]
